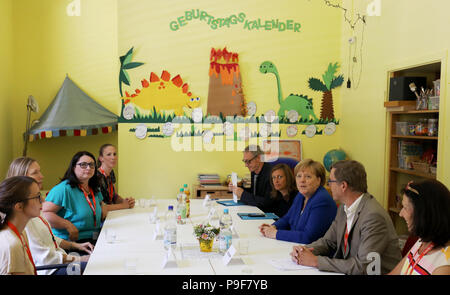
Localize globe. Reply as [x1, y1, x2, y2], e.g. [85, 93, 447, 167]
[323, 149, 347, 172]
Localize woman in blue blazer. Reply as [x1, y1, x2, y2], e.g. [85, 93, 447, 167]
[259, 159, 336, 244]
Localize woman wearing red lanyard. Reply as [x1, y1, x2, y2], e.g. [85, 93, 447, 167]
[43, 151, 107, 247]
[7, 157, 94, 275]
[0, 176, 41, 275]
[388, 179, 450, 275]
[97, 144, 135, 211]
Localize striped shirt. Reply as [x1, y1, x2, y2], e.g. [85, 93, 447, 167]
[401, 240, 450, 275]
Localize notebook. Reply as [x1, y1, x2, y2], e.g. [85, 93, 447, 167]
[216, 200, 246, 206]
[237, 212, 279, 220]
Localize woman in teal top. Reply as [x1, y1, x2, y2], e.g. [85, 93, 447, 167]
[43, 151, 107, 245]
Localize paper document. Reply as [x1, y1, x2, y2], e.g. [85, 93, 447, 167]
[231, 172, 238, 203]
[268, 258, 316, 271]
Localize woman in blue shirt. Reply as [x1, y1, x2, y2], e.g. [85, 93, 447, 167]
[43, 151, 107, 245]
[259, 159, 336, 244]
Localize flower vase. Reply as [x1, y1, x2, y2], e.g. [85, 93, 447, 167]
[199, 239, 213, 252]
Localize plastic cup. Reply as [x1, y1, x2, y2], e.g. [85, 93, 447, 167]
[105, 228, 116, 244]
[239, 240, 249, 256]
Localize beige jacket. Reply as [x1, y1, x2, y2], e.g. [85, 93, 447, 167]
[307, 193, 402, 275]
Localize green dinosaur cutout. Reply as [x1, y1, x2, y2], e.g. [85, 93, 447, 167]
[259, 61, 318, 122]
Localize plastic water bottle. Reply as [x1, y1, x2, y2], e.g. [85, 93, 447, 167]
[163, 205, 177, 250]
[183, 184, 191, 218]
[176, 188, 186, 224]
[218, 209, 233, 254]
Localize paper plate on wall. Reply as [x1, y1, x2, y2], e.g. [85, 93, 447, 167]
[246, 102, 257, 116]
[324, 122, 336, 135]
[135, 123, 147, 139]
[259, 124, 271, 137]
[123, 105, 135, 120]
[202, 130, 214, 144]
[304, 125, 317, 138]
[263, 110, 276, 123]
[192, 108, 203, 123]
[223, 121, 234, 136]
[162, 122, 174, 136]
[286, 125, 298, 137]
[287, 110, 299, 123]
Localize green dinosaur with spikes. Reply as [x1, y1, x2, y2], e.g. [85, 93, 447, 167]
[259, 61, 317, 121]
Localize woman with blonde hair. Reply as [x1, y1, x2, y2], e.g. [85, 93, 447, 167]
[259, 159, 337, 243]
[7, 157, 92, 275]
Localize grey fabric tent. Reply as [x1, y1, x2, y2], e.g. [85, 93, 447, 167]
[28, 76, 118, 141]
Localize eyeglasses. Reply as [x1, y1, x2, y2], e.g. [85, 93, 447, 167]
[24, 192, 42, 203]
[242, 155, 258, 165]
[327, 178, 338, 185]
[272, 175, 284, 180]
[76, 162, 95, 169]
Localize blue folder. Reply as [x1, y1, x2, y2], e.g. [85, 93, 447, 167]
[216, 200, 246, 206]
[237, 212, 279, 220]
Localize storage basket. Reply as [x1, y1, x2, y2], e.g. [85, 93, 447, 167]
[411, 162, 430, 173]
[395, 122, 408, 135]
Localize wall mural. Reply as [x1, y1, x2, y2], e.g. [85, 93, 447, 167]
[118, 47, 342, 141]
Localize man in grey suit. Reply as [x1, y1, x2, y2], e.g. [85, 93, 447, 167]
[290, 160, 401, 275]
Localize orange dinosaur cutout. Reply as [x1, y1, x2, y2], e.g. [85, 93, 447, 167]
[123, 70, 200, 116]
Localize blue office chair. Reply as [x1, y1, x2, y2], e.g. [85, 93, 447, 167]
[265, 157, 299, 171]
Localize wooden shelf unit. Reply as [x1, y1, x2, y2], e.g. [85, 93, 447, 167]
[385, 62, 441, 236]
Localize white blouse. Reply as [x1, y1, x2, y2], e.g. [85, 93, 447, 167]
[25, 215, 67, 275]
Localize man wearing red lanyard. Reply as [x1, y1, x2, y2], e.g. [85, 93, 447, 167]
[290, 160, 402, 274]
[43, 151, 107, 246]
[0, 176, 41, 275]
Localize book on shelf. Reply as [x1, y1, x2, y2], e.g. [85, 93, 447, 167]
[397, 140, 423, 170]
[198, 173, 221, 186]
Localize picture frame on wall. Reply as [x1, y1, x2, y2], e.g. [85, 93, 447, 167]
[261, 139, 302, 162]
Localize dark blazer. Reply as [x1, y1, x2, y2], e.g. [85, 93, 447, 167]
[273, 186, 336, 243]
[240, 162, 273, 212]
[307, 193, 402, 275]
[270, 189, 297, 219]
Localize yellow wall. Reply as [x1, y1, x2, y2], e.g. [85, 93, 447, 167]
[7, 0, 448, 205]
[339, 0, 450, 207]
[10, 0, 119, 189]
[117, 0, 343, 197]
[0, 0, 14, 178]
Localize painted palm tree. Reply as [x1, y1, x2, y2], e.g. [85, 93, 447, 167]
[119, 47, 144, 97]
[308, 62, 344, 120]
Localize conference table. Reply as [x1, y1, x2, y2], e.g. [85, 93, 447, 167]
[84, 198, 341, 275]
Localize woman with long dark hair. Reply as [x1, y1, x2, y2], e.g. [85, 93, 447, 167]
[389, 179, 450, 275]
[43, 151, 107, 246]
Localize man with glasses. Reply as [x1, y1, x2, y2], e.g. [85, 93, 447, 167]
[228, 145, 274, 213]
[290, 160, 401, 275]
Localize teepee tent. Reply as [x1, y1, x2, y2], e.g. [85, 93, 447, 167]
[27, 76, 118, 141]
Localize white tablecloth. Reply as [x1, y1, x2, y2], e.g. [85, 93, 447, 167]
[84, 199, 341, 275]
